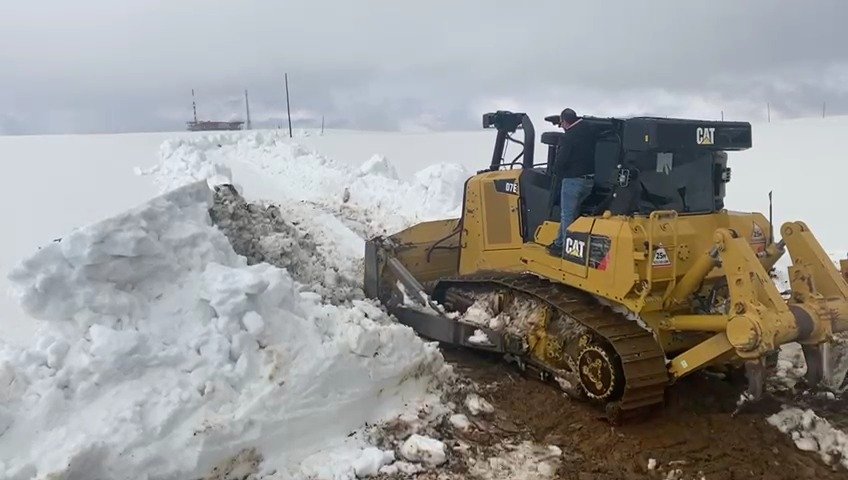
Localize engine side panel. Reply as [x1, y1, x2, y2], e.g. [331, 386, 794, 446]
[459, 169, 526, 274]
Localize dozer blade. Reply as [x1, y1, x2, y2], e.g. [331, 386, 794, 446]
[390, 305, 507, 353]
[365, 238, 506, 353]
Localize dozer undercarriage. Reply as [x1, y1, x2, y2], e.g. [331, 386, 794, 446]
[364, 111, 848, 420]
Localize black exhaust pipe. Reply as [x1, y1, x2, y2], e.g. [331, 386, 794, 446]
[482, 111, 535, 171]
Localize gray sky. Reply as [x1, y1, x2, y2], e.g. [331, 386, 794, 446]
[1, 0, 847, 134]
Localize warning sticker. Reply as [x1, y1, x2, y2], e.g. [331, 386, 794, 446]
[652, 245, 672, 267]
[751, 222, 766, 244]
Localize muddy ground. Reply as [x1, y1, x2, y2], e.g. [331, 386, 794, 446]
[441, 347, 846, 480]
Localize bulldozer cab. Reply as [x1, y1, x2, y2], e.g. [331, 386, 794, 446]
[483, 111, 752, 241]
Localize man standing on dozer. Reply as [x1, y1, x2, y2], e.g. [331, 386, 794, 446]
[548, 108, 601, 257]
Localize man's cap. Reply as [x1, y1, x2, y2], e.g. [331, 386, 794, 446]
[561, 108, 578, 123]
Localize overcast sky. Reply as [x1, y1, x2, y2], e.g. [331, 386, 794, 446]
[1, 0, 847, 134]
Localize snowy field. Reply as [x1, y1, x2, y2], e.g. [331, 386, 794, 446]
[2, 116, 848, 478]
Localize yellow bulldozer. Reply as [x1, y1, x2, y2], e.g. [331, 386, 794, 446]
[364, 111, 848, 420]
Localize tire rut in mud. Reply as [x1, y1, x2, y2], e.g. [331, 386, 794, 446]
[443, 347, 846, 480]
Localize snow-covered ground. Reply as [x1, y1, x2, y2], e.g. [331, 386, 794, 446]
[3, 116, 848, 477]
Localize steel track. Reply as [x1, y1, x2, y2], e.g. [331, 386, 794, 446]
[432, 273, 670, 417]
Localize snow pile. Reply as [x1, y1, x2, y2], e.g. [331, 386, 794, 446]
[770, 332, 848, 394]
[827, 334, 848, 393]
[0, 181, 446, 479]
[143, 131, 467, 235]
[468, 442, 562, 480]
[358, 154, 399, 180]
[208, 184, 362, 304]
[767, 408, 848, 469]
[771, 343, 808, 392]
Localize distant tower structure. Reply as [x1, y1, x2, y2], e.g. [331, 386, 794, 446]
[186, 88, 244, 131]
[192, 89, 198, 123]
[244, 89, 252, 130]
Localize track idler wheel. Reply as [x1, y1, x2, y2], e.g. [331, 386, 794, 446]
[576, 342, 624, 401]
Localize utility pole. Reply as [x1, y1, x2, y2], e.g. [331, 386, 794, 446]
[244, 89, 252, 130]
[192, 89, 198, 122]
[823, 101, 827, 119]
[721, 110, 724, 121]
[285, 73, 293, 138]
[767, 102, 771, 123]
[321, 115, 325, 136]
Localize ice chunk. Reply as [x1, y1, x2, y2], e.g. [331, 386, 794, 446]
[465, 393, 495, 415]
[352, 447, 395, 477]
[467, 329, 491, 345]
[400, 434, 447, 467]
[449, 413, 471, 431]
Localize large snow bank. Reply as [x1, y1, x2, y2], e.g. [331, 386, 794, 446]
[0, 181, 446, 479]
[142, 131, 468, 235]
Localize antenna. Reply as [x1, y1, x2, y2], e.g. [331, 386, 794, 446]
[244, 89, 251, 130]
[191, 89, 198, 123]
[285, 73, 293, 138]
[768, 190, 774, 244]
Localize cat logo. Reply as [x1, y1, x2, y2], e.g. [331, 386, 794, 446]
[564, 236, 586, 259]
[751, 222, 766, 244]
[652, 245, 671, 267]
[696, 127, 715, 145]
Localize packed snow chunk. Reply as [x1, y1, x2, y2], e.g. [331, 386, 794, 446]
[379, 461, 423, 476]
[767, 407, 848, 469]
[241, 311, 265, 335]
[648, 458, 658, 470]
[467, 329, 491, 345]
[413, 163, 468, 215]
[358, 154, 399, 180]
[469, 441, 562, 479]
[300, 445, 395, 479]
[465, 393, 495, 416]
[826, 333, 848, 392]
[449, 413, 472, 431]
[44, 339, 70, 369]
[400, 434, 447, 467]
[352, 447, 395, 477]
[0, 180, 446, 479]
[145, 140, 234, 191]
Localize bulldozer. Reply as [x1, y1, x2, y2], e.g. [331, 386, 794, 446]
[364, 110, 848, 420]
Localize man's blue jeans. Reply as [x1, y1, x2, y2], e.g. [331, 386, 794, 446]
[553, 177, 594, 247]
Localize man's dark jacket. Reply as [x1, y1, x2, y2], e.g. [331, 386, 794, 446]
[548, 119, 599, 211]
